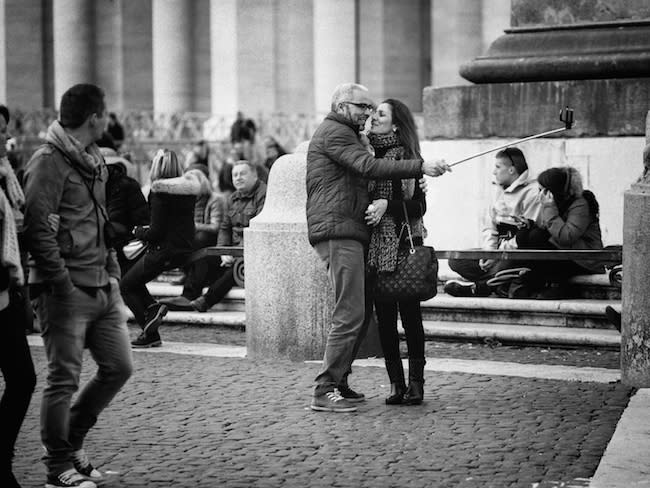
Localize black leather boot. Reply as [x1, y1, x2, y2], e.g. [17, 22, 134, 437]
[403, 359, 425, 405]
[385, 360, 406, 405]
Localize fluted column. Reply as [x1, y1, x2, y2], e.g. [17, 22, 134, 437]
[313, 0, 355, 113]
[53, 0, 94, 104]
[152, 0, 193, 112]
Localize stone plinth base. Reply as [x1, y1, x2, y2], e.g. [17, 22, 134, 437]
[423, 78, 650, 139]
[621, 182, 650, 387]
[245, 151, 382, 361]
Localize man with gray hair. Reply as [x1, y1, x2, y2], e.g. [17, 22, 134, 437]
[306, 83, 449, 412]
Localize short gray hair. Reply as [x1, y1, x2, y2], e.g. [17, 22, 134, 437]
[331, 83, 369, 112]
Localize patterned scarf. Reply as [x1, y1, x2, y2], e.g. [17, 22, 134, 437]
[0, 185, 23, 290]
[367, 132, 416, 273]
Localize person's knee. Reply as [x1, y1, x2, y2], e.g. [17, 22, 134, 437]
[448, 258, 462, 273]
[99, 357, 133, 386]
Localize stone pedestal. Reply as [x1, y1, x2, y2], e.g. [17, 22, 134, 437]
[621, 112, 650, 387]
[621, 182, 650, 387]
[245, 149, 382, 361]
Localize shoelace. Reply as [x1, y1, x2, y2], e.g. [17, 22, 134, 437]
[72, 449, 90, 469]
[326, 391, 345, 402]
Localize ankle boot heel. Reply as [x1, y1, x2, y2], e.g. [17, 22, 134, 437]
[403, 381, 424, 405]
[385, 383, 406, 405]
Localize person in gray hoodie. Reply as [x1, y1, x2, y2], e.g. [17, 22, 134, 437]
[23, 84, 132, 488]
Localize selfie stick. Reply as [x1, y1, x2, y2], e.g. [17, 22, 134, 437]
[448, 107, 575, 168]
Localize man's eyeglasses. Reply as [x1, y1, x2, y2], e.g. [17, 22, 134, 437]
[343, 101, 375, 112]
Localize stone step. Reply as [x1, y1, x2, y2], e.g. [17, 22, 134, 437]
[144, 283, 620, 349]
[147, 282, 619, 329]
[137, 309, 618, 349]
[421, 295, 619, 329]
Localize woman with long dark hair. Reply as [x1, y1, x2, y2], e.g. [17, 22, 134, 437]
[0, 104, 36, 488]
[515, 166, 606, 298]
[365, 99, 429, 405]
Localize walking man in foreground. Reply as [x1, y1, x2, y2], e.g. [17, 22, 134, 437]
[306, 83, 449, 412]
[23, 84, 133, 488]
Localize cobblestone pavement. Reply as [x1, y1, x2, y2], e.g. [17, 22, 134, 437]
[11, 339, 632, 488]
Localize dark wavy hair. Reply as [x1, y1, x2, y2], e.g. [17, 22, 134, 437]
[0, 104, 9, 123]
[382, 98, 421, 160]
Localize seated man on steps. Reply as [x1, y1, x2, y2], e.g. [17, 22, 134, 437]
[182, 159, 265, 312]
[444, 148, 540, 297]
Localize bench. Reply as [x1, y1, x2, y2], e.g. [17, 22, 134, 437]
[187, 245, 245, 286]
[185, 247, 623, 289]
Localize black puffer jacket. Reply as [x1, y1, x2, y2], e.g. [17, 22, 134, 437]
[135, 172, 202, 254]
[306, 112, 424, 246]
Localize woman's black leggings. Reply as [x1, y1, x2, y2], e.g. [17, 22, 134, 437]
[0, 291, 36, 469]
[374, 299, 425, 362]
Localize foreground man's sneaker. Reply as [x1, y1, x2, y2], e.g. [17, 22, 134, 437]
[72, 449, 102, 479]
[45, 468, 96, 488]
[443, 280, 476, 297]
[336, 385, 365, 403]
[311, 391, 357, 412]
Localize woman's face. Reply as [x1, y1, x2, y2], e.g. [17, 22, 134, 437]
[370, 103, 394, 135]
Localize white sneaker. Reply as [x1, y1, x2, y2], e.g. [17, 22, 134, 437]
[45, 468, 97, 488]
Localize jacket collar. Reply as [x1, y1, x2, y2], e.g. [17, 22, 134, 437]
[504, 169, 534, 193]
[232, 179, 264, 201]
[325, 112, 361, 134]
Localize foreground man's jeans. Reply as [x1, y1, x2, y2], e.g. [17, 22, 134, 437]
[38, 282, 133, 476]
[313, 239, 371, 396]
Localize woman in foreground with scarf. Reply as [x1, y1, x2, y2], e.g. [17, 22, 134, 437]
[365, 99, 429, 406]
[0, 104, 36, 488]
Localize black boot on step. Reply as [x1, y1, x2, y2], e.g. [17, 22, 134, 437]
[385, 359, 406, 405]
[403, 359, 426, 405]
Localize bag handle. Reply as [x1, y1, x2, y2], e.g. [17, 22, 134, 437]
[400, 201, 416, 255]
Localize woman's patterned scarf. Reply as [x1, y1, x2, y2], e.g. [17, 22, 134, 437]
[367, 132, 415, 273]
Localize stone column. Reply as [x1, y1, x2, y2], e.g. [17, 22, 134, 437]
[52, 0, 94, 104]
[152, 0, 193, 112]
[245, 147, 382, 361]
[210, 0, 238, 115]
[236, 0, 275, 115]
[1, 0, 47, 108]
[431, 0, 482, 87]
[313, 0, 355, 114]
[359, 0, 429, 110]
[275, 0, 314, 114]
[621, 111, 650, 387]
[121, 0, 153, 111]
[94, 0, 122, 109]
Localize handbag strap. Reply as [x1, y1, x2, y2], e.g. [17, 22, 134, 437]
[399, 201, 416, 255]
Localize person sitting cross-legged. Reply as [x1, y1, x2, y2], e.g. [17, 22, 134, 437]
[190, 159, 266, 313]
[444, 147, 541, 297]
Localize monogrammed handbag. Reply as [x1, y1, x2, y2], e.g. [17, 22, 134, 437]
[374, 202, 438, 301]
